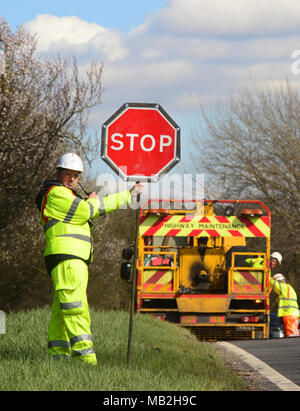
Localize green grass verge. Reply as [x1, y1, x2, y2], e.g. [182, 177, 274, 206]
[0, 307, 246, 391]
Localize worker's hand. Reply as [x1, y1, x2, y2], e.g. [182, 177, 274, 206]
[130, 182, 144, 198]
[87, 192, 99, 200]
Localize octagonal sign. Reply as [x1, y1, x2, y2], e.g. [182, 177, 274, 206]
[101, 103, 180, 182]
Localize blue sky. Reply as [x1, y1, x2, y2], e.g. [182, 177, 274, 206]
[2, 0, 168, 32]
[1, 0, 300, 187]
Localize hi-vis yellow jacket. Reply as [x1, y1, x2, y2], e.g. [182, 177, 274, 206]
[36, 180, 131, 274]
[269, 277, 299, 318]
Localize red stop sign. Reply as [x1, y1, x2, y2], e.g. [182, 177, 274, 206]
[101, 103, 180, 181]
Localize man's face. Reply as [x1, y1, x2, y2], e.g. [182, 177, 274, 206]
[57, 168, 80, 190]
[270, 258, 279, 269]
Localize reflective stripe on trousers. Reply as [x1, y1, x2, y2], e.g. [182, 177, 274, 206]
[48, 334, 96, 359]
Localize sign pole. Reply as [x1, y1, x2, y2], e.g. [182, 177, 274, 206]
[127, 187, 140, 364]
[101, 102, 180, 365]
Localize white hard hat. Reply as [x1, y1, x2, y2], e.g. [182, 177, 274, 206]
[272, 273, 285, 282]
[56, 153, 84, 173]
[271, 252, 282, 264]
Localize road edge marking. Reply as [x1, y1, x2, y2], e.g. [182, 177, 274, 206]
[215, 341, 300, 391]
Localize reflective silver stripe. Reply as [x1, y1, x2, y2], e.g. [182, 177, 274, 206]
[72, 347, 95, 357]
[70, 334, 93, 346]
[63, 197, 81, 223]
[56, 234, 91, 243]
[60, 301, 82, 310]
[274, 282, 298, 302]
[88, 202, 94, 219]
[280, 305, 299, 310]
[44, 219, 59, 232]
[48, 340, 71, 348]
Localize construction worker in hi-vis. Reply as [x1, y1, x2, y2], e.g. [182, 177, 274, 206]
[246, 251, 299, 336]
[36, 153, 142, 364]
[245, 251, 283, 269]
[269, 273, 299, 338]
[266, 252, 298, 338]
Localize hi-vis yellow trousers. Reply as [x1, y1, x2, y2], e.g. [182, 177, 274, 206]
[48, 259, 97, 365]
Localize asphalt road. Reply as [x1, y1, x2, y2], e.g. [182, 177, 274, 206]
[230, 337, 300, 388]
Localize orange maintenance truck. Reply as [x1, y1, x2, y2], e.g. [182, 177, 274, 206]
[121, 199, 271, 341]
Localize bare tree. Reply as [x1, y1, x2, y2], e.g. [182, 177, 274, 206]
[0, 18, 104, 229]
[191, 80, 300, 285]
[0, 19, 105, 311]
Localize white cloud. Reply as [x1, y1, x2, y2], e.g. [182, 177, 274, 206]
[134, 35, 229, 61]
[23, 1, 300, 118]
[226, 36, 300, 61]
[145, 0, 300, 37]
[23, 14, 129, 62]
[174, 92, 233, 109]
[104, 60, 196, 87]
[175, 93, 203, 109]
[141, 49, 162, 59]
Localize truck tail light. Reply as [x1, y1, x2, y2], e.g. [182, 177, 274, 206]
[241, 316, 260, 323]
